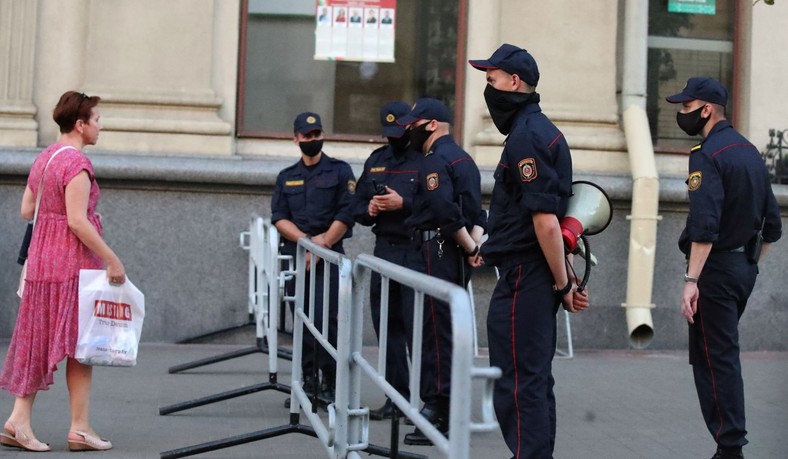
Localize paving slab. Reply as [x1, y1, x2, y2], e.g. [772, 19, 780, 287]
[1, 343, 786, 459]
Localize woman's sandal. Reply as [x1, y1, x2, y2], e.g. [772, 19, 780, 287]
[0, 421, 51, 452]
[67, 431, 112, 451]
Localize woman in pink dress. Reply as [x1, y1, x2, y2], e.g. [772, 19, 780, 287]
[0, 91, 125, 452]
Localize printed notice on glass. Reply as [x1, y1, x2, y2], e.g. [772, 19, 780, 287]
[314, 0, 396, 63]
[668, 0, 716, 15]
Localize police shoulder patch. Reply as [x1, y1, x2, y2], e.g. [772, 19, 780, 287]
[690, 144, 702, 153]
[347, 179, 356, 194]
[518, 158, 537, 182]
[426, 172, 439, 191]
[687, 171, 702, 191]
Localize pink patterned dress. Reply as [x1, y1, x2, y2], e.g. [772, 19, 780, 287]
[0, 144, 103, 397]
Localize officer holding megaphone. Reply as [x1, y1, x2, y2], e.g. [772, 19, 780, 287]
[469, 44, 589, 459]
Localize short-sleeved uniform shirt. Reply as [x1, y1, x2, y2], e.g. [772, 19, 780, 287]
[271, 153, 356, 244]
[405, 135, 483, 235]
[354, 144, 420, 241]
[481, 102, 572, 267]
[679, 120, 782, 253]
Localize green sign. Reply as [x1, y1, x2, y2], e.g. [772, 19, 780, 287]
[668, 0, 716, 15]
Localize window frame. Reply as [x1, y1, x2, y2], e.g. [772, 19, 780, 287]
[235, 0, 468, 143]
[647, 1, 742, 154]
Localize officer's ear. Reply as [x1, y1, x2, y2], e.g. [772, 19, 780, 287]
[511, 73, 523, 90]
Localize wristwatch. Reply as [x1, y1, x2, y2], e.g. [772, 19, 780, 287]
[684, 273, 699, 283]
[554, 280, 573, 296]
[464, 245, 479, 257]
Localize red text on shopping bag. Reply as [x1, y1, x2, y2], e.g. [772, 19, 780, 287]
[94, 300, 133, 321]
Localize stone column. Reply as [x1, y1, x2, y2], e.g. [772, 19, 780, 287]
[0, 0, 38, 147]
[35, 0, 237, 155]
[82, 0, 236, 155]
[466, 0, 629, 173]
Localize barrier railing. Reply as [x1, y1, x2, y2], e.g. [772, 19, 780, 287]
[159, 216, 291, 416]
[352, 254, 500, 459]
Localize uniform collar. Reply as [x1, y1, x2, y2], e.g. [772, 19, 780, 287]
[702, 119, 732, 142]
[427, 134, 453, 155]
[299, 152, 329, 174]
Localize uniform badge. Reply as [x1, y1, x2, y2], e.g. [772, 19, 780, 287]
[306, 116, 317, 125]
[285, 180, 304, 187]
[370, 167, 386, 173]
[385, 114, 395, 123]
[518, 158, 538, 182]
[426, 172, 439, 191]
[687, 171, 702, 191]
[347, 179, 356, 195]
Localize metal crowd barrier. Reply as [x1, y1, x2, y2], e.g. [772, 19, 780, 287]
[352, 254, 501, 459]
[162, 234, 500, 458]
[159, 216, 291, 416]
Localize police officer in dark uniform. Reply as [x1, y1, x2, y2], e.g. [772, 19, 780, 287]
[354, 101, 421, 420]
[469, 44, 589, 459]
[396, 98, 485, 445]
[666, 77, 781, 459]
[271, 112, 356, 404]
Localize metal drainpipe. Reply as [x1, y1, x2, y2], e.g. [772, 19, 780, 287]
[621, 0, 659, 349]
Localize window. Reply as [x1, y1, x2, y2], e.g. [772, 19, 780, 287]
[647, 0, 735, 148]
[238, 0, 463, 141]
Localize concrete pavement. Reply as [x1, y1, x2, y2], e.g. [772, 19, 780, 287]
[1, 343, 786, 458]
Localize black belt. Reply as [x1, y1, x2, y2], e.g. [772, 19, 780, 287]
[416, 229, 440, 242]
[715, 246, 744, 253]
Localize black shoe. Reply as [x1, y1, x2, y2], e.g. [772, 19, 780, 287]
[403, 406, 447, 446]
[369, 399, 396, 421]
[284, 375, 318, 408]
[711, 446, 744, 459]
[319, 380, 335, 404]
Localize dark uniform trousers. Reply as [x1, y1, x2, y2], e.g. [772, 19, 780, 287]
[282, 241, 340, 384]
[690, 251, 757, 449]
[488, 257, 560, 459]
[420, 235, 470, 415]
[370, 238, 423, 397]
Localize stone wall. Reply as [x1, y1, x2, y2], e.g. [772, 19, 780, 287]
[2, 149, 786, 350]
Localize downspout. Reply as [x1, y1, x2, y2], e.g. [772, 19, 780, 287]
[621, 0, 659, 349]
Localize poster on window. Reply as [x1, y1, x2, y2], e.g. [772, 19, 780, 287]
[314, 0, 396, 63]
[667, 0, 716, 15]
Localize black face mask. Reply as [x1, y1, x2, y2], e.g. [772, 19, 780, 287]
[299, 139, 323, 157]
[676, 105, 710, 136]
[408, 122, 433, 153]
[387, 135, 410, 153]
[483, 85, 540, 135]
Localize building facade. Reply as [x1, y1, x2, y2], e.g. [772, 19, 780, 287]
[1, 0, 786, 349]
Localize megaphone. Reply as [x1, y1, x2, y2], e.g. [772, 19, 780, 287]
[560, 181, 612, 253]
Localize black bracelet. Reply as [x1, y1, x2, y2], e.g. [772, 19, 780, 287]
[464, 245, 479, 257]
[554, 280, 573, 296]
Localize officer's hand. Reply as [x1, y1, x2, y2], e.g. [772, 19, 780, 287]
[368, 200, 380, 217]
[572, 286, 589, 312]
[371, 187, 403, 212]
[562, 285, 589, 313]
[681, 282, 699, 324]
[311, 233, 331, 249]
[466, 254, 484, 267]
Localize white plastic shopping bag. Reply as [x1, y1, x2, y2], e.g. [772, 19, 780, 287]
[76, 269, 145, 367]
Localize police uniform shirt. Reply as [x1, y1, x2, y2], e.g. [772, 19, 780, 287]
[271, 153, 357, 242]
[406, 135, 483, 235]
[679, 120, 782, 253]
[354, 144, 420, 241]
[482, 102, 572, 267]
